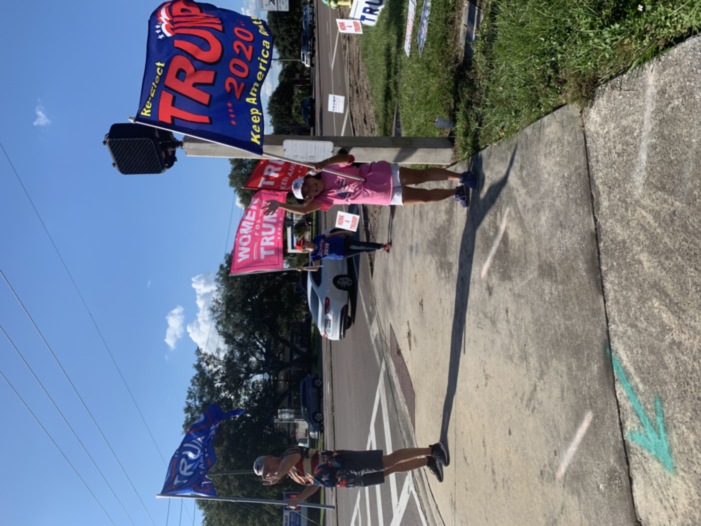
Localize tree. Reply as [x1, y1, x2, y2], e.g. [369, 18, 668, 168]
[228, 158, 258, 205]
[267, 0, 304, 59]
[211, 254, 311, 374]
[183, 350, 300, 526]
[181, 241, 316, 524]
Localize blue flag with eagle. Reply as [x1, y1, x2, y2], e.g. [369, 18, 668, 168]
[161, 404, 245, 496]
[135, 0, 273, 155]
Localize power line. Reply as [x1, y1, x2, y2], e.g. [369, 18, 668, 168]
[1, 141, 201, 525]
[0, 365, 118, 526]
[0, 141, 167, 465]
[201, 196, 239, 356]
[0, 273, 157, 525]
[0, 324, 137, 525]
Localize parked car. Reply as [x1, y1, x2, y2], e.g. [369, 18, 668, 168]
[300, 4, 314, 68]
[306, 233, 357, 340]
[302, 4, 315, 31]
[300, 35, 313, 68]
[300, 374, 324, 439]
[300, 97, 314, 128]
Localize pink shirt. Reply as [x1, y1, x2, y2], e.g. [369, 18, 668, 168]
[314, 161, 393, 210]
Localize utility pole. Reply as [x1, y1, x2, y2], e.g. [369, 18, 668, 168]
[184, 135, 455, 165]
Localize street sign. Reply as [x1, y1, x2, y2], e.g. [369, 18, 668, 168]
[328, 94, 346, 113]
[337, 19, 363, 34]
[282, 140, 334, 162]
[258, 0, 289, 11]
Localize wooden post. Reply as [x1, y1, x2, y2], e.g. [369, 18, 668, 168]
[183, 135, 455, 165]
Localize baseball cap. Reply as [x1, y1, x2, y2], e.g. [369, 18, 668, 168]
[252, 456, 266, 477]
[291, 177, 305, 200]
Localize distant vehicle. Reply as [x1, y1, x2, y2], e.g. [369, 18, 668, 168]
[302, 4, 315, 30]
[306, 229, 358, 340]
[300, 4, 314, 68]
[300, 36, 313, 68]
[300, 374, 324, 439]
[300, 97, 314, 128]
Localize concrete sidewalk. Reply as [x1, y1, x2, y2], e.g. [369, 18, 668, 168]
[367, 35, 701, 525]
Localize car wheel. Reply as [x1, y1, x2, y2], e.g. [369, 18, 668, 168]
[333, 274, 354, 291]
[313, 411, 324, 423]
[313, 377, 323, 388]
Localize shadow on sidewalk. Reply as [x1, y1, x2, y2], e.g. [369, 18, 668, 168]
[440, 146, 518, 450]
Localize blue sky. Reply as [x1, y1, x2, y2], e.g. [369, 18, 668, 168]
[0, 1, 280, 525]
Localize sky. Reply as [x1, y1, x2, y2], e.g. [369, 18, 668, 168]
[0, 1, 281, 525]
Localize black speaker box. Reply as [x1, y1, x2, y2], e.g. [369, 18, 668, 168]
[104, 123, 178, 174]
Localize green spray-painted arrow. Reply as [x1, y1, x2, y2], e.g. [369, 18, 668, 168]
[609, 350, 675, 473]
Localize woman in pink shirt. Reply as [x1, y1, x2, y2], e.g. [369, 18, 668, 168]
[263, 154, 477, 215]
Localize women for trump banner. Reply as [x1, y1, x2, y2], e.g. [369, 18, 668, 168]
[135, 0, 273, 156]
[230, 190, 287, 275]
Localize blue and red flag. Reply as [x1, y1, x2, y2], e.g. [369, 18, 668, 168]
[161, 404, 245, 496]
[135, 0, 273, 155]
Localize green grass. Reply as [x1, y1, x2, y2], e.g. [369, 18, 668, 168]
[358, 0, 701, 158]
[360, 0, 465, 136]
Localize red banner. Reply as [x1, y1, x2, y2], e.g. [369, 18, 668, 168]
[244, 159, 308, 191]
[230, 190, 287, 275]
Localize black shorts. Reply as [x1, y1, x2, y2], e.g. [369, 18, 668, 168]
[334, 450, 385, 487]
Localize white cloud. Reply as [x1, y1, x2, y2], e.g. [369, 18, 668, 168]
[33, 102, 51, 127]
[263, 62, 281, 98]
[164, 306, 185, 349]
[186, 273, 225, 356]
[241, 0, 259, 17]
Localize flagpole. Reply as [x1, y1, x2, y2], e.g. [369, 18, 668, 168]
[261, 152, 366, 182]
[156, 493, 335, 510]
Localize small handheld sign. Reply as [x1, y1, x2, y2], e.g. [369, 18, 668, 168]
[335, 211, 360, 232]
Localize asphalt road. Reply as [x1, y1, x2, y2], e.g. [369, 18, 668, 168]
[323, 253, 429, 526]
[312, 15, 435, 522]
[313, 4, 352, 137]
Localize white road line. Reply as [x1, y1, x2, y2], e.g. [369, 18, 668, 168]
[365, 486, 373, 525]
[332, 30, 340, 69]
[368, 361, 387, 437]
[379, 374, 399, 508]
[480, 207, 510, 279]
[349, 350, 427, 524]
[341, 108, 351, 135]
[357, 266, 384, 367]
[351, 492, 362, 525]
[389, 474, 414, 526]
[374, 484, 385, 526]
[411, 481, 429, 526]
[556, 410, 594, 480]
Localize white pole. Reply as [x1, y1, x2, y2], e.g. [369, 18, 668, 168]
[156, 493, 335, 510]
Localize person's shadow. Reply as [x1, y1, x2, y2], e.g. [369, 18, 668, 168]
[440, 146, 518, 453]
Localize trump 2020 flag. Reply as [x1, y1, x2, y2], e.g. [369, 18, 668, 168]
[161, 404, 244, 497]
[135, 0, 273, 155]
[230, 189, 286, 275]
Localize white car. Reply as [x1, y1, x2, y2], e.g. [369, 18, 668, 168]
[306, 248, 356, 340]
[300, 4, 314, 68]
